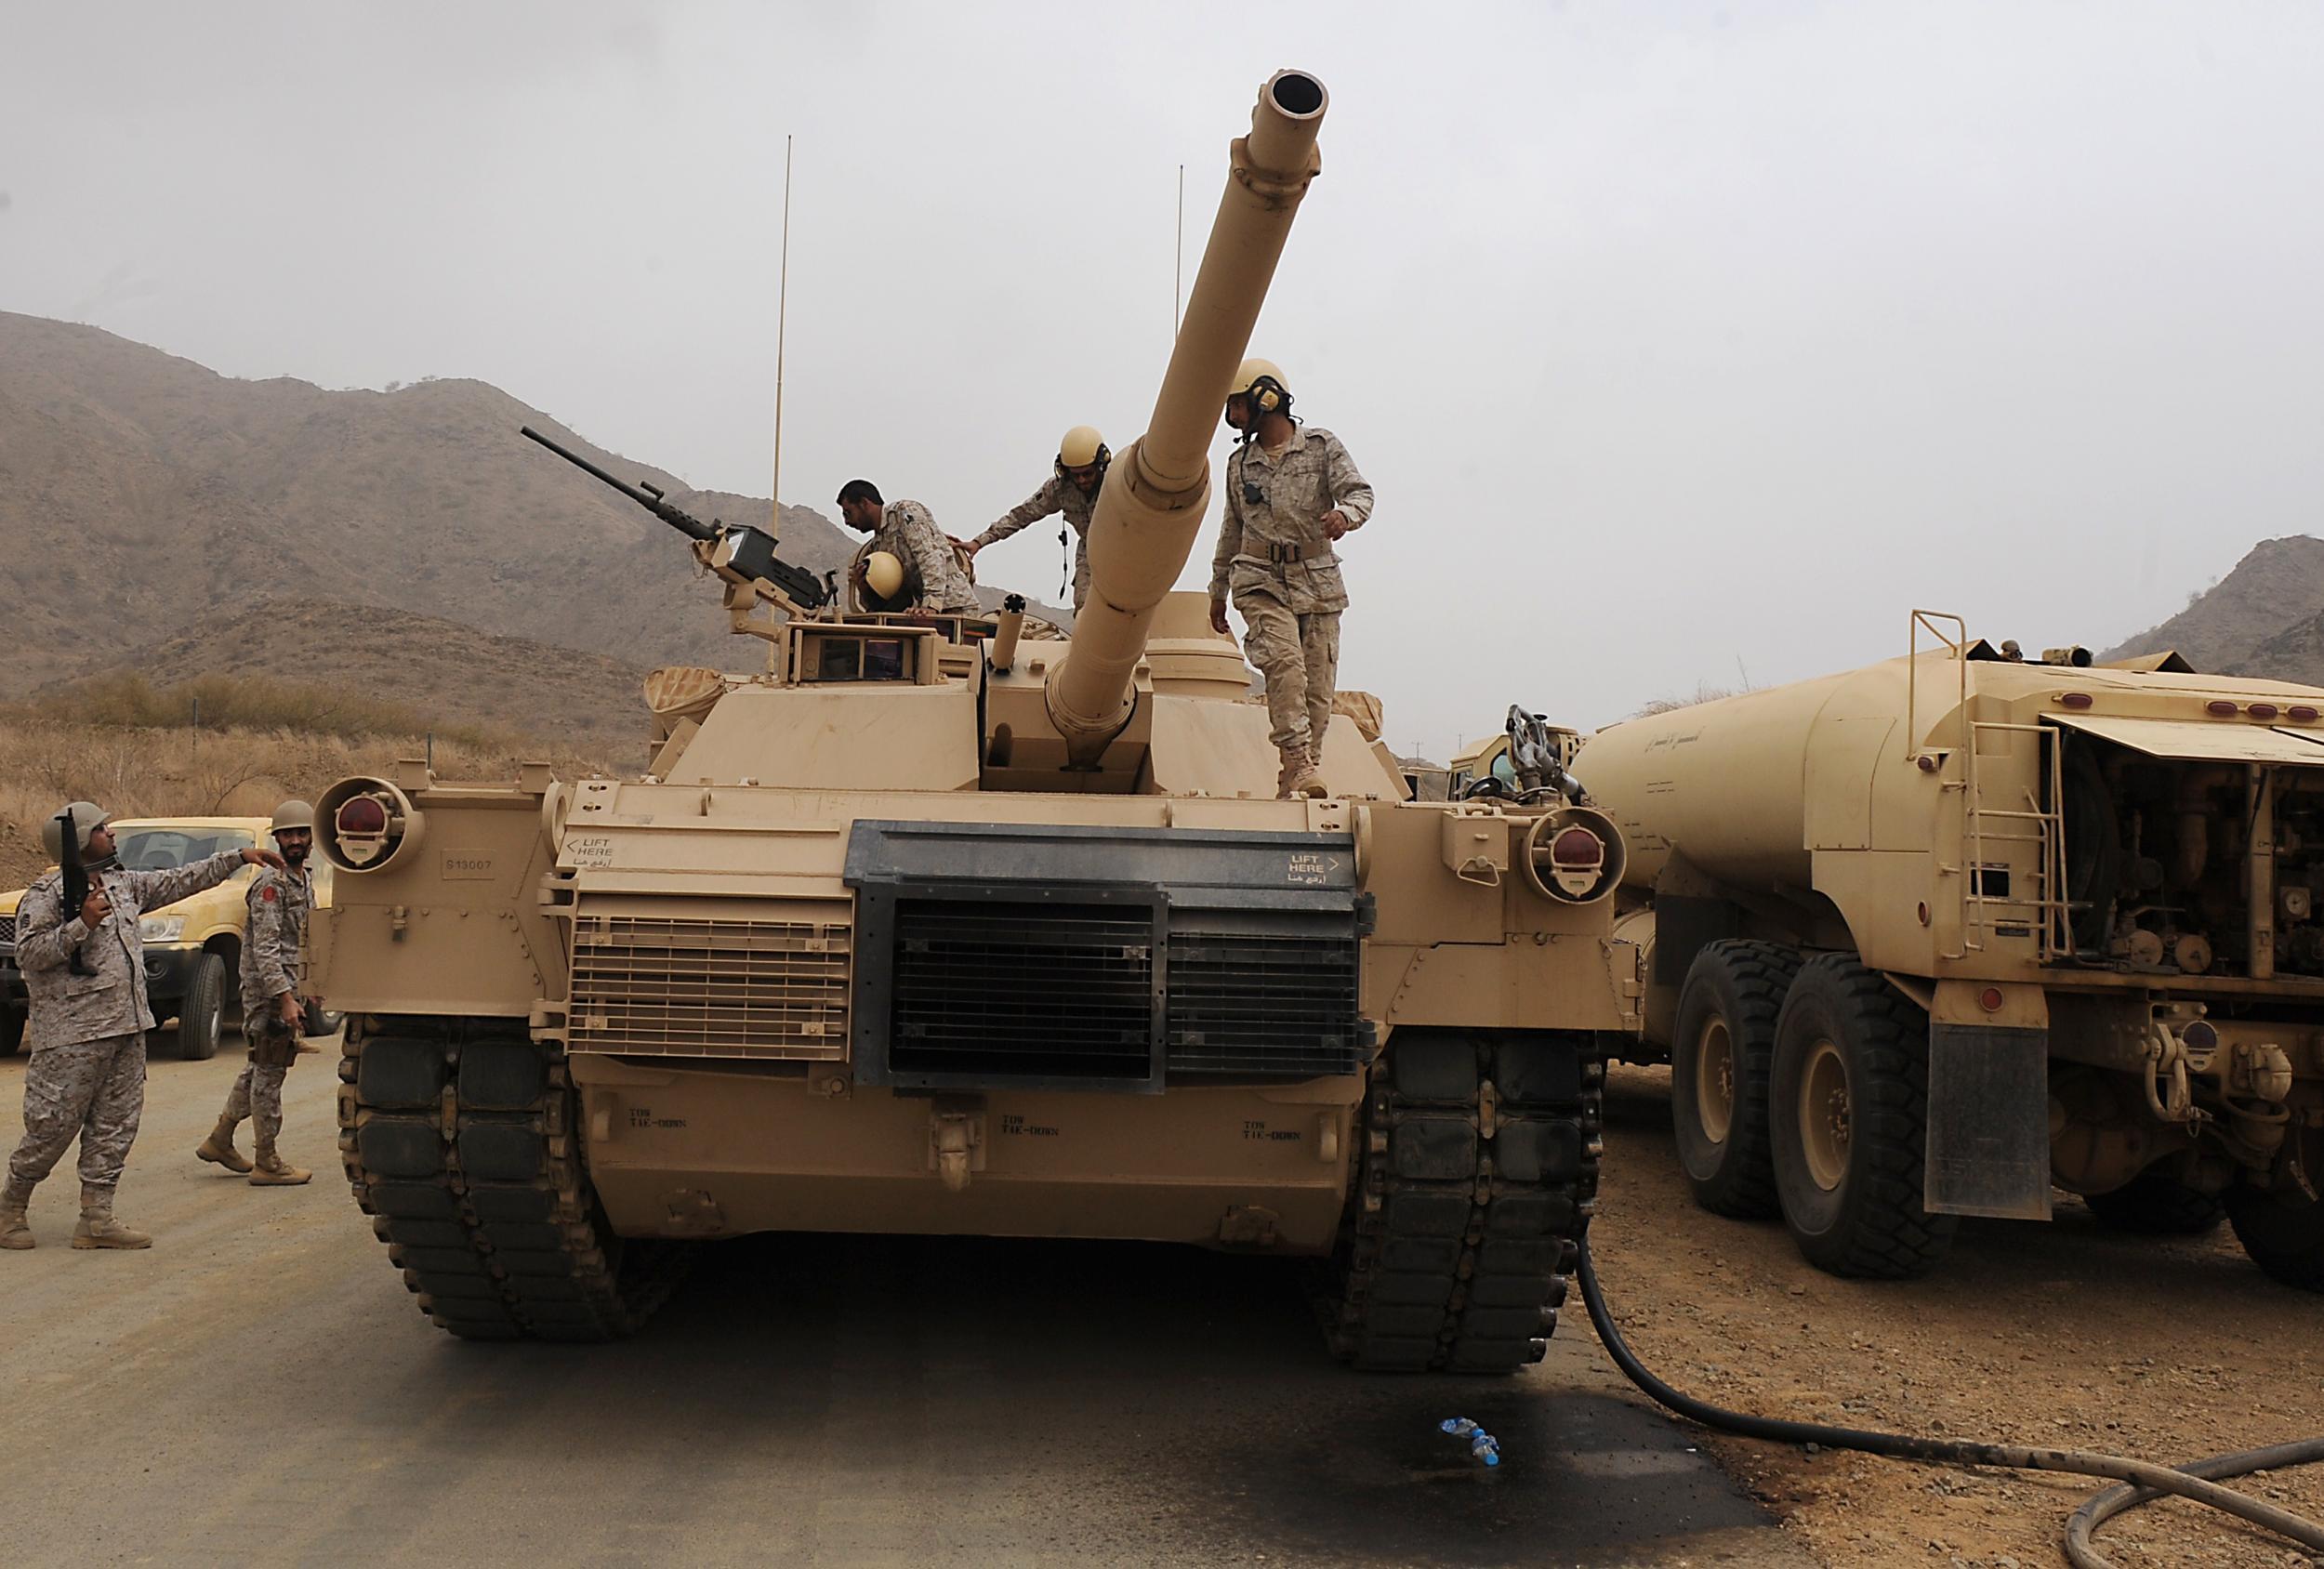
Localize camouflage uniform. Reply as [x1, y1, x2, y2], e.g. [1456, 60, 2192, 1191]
[876, 500, 982, 615]
[218, 864, 312, 1152]
[5, 850, 245, 1203]
[1207, 426, 1375, 758]
[971, 475, 1101, 612]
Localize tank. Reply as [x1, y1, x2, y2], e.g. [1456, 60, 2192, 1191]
[1575, 613, 2324, 1289]
[309, 71, 1641, 1371]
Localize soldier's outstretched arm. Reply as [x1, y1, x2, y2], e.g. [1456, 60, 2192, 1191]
[11, 881, 85, 974]
[972, 478, 1064, 551]
[1323, 434, 1374, 530]
[128, 846, 280, 912]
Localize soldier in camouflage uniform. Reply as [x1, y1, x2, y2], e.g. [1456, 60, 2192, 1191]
[196, 800, 317, 1186]
[961, 426, 1110, 613]
[835, 479, 982, 615]
[1206, 359, 1375, 798]
[1, 801, 284, 1251]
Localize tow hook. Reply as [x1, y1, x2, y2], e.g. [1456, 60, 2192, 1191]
[929, 1100, 985, 1193]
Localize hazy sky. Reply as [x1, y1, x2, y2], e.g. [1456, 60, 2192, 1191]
[6, 2, 2320, 758]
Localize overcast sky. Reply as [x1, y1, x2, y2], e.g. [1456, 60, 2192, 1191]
[6, 2, 2320, 759]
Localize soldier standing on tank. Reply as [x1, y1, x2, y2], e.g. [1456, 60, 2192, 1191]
[959, 426, 1109, 613]
[835, 479, 983, 615]
[1, 802, 284, 1251]
[1206, 359, 1374, 799]
[196, 800, 317, 1187]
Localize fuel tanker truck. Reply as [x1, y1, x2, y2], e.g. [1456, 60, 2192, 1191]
[1577, 613, 2324, 1287]
[307, 71, 1640, 1372]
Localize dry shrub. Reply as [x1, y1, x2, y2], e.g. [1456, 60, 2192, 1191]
[36, 671, 497, 747]
[0, 707, 615, 888]
[1632, 682, 1745, 719]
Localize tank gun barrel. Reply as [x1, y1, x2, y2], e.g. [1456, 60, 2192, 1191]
[1047, 70, 1329, 761]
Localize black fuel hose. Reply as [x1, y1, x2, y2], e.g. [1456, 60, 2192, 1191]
[1576, 1236, 2324, 1568]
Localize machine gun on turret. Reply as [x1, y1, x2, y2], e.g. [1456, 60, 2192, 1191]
[520, 426, 829, 611]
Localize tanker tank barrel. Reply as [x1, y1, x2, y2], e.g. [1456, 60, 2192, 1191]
[1046, 70, 1329, 761]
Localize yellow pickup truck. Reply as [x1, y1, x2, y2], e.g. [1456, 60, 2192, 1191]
[0, 816, 335, 1060]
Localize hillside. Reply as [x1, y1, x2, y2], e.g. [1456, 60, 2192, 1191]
[59, 600, 655, 755]
[0, 311, 1059, 693]
[2101, 534, 2324, 673]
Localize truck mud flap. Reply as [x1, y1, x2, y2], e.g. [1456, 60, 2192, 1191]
[1924, 1022, 2051, 1220]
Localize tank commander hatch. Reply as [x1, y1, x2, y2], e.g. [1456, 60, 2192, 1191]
[836, 479, 982, 616]
[959, 425, 1110, 613]
[1206, 358, 1375, 799]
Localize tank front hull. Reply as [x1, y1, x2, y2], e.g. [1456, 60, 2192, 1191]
[572, 1057, 1358, 1252]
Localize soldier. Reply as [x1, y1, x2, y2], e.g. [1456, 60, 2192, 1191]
[1, 801, 284, 1250]
[835, 480, 982, 615]
[960, 426, 1110, 613]
[196, 800, 317, 1186]
[1206, 359, 1375, 798]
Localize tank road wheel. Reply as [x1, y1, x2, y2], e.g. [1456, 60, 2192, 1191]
[1326, 1029, 1604, 1374]
[1768, 955, 1957, 1279]
[337, 1021, 686, 1340]
[2225, 1124, 2324, 1291]
[2085, 1165, 2227, 1236]
[1670, 941, 1801, 1220]
[175, 953, 227, 1061]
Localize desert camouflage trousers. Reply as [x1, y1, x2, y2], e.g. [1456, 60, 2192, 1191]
[5, 1031, 146, 1198]
[220, 1062, 291, 1147]
[1235, 590, 1340, 757]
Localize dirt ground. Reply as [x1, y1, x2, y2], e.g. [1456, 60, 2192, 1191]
[1589, 1063, 2324, 1568]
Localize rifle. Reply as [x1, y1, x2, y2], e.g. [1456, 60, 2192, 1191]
[55, 808, 95, 978]
[519, 426, 829, 609]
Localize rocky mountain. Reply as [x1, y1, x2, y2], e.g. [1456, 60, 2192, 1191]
[70, 600, 654, 754]
[0, 311, 1058, 701]
[2101, 535, 2324, 676]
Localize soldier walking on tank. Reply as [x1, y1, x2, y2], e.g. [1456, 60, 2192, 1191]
[836, 480, 983, 616]
[196, 800, 318, 1186]
[1206, 359, 1374, 798]
[1, 802, 284, 1251]
[960, 426, 1110, 613]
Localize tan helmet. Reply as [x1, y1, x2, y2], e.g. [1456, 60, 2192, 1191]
[865, 551, 906, 600]
[1057, 425, 1108, 470]
[39, 800, 110, 862]
[1231, 357, 1289, 415]
[271, 799, 315, 836]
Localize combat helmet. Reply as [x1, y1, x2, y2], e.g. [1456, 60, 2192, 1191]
[1055, 425, 1110, 480]
[271, 799, 315, 835]
[1229, 357, 1290, 416]
[39, 801, 110, 862]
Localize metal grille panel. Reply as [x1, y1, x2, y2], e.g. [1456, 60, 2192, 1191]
[890, 899, 1157, 1083]
[569, 913, 850, 1059]
[1167, 926, 1362, 1077]
[0, 913, 14, 947]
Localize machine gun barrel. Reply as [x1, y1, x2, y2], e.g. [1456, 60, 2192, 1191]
[520, 425, 719, 542]
[1046, 70, 1329, 761]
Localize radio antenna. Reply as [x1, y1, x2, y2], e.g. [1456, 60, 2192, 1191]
[1173, 162, 1185, 333]
[772, 133, 794, 535]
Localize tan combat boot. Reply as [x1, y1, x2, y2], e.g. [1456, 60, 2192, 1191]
[1, 1182, 33, 1251]
[250, 1149, 312, 1187]
[1280, 745, 1327, 800]
[72, 1191, 152, 1250]
[197, 1118, 253, 1174]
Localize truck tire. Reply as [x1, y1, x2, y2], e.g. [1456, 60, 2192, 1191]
[1670, 941, 1800, 1220]
[1768, 953, 1956, 1279]
[0, 1004, 23, 1058]
[175, 954, 228, 1061]
[2225, 1127, 2324, 1291]
[2085, 1167, 2226, 1236]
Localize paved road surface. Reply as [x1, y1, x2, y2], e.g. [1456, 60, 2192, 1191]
[1, 1042, 1808, 1568]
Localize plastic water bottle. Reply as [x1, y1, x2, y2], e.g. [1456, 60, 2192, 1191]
[1439, 1417, 1501, 1468]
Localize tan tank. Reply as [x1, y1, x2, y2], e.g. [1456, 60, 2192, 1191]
[309, 72, 1640, 1371]
[1577, 613, 2324, 1288]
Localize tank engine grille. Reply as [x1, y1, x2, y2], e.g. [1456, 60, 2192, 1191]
[888, 898, 1159, 1085]
[568, 913, 850, 1059]
[1166, 918, 1362, 1078]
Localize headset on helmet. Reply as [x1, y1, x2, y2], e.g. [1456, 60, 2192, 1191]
[1055, 425, 1109, 478]
[1226, 357, 1292, 438]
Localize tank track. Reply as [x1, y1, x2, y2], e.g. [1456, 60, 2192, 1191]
[337, 1018, 683, 1340]
[1326, 1029, 1604, 1373]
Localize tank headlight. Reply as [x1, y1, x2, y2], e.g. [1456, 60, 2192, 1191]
[1521, 806, 1628, 904]
[139, 915, 185, 943]
[317, 777, 424, 873]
